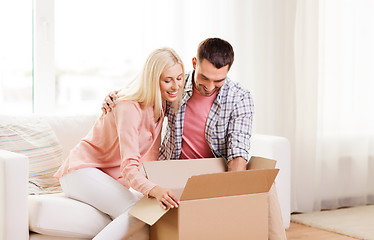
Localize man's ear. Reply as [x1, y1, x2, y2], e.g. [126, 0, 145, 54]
[192, 57, 197, 70]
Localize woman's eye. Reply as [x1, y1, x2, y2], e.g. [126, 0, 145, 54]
[177, 77, 182, 81]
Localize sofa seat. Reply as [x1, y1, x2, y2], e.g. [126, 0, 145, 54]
[28, 193, 111, 239]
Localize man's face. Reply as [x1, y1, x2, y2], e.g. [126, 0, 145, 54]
[192, 57, 229, 97]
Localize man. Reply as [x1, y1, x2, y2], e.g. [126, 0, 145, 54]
[159, 38, 252, 173]
[102, 38, 286, 240]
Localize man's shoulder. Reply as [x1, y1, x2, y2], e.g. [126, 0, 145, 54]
[217, 78, 254, 116]
[183, 71, 194, 92]
[185, 71, 192, 78]
[221, 78, 251, 99]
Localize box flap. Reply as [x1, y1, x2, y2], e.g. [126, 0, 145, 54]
[180, 169, 279, 201]
[248, 156, 277, 170]
[143, 158, 226, 192]
[130, 158, 226, 224]
[129, 197, 168, 226]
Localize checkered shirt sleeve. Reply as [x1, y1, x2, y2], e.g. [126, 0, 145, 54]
[206, 79, 254, 162]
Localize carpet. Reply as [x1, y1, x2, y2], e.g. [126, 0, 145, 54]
[291, 205, 374, 240]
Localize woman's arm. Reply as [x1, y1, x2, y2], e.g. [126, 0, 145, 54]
[114, 101, 179, 209]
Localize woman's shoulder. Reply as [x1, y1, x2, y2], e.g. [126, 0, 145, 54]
[115, 100, 142, 112]
[113, 100, 151, 118]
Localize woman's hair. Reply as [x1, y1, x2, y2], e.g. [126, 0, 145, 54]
[116, 47, 184, 119]
[197, 38, 234, 70]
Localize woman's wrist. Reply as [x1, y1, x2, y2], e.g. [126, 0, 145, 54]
[148, 185, 160, 198]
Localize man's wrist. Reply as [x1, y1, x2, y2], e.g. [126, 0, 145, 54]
[227, 157, 247, 172]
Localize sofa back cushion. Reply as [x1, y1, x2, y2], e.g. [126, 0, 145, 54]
[0, 115, 63, 194]
[42, 114, 98, 160]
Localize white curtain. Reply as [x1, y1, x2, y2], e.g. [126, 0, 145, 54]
[316, 0, 374, 210]
[247, 0, 374, 212]
[233, 0, 374, 212]
[291, 0, 374, 212]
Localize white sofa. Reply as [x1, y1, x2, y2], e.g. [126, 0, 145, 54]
[0, 114, 291, 240]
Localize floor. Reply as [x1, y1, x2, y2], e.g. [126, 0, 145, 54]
[286, 222, 359, 240]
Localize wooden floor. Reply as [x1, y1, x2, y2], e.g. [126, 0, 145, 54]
[286, 222, 359, 240]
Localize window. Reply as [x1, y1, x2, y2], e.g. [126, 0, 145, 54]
[0, 0, 33, 113]
[54, 0, 148, 113]
[1, 0, 239, 114]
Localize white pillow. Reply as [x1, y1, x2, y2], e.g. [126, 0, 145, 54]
[0, 116, 63, 194]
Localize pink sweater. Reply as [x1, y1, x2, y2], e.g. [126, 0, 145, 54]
[54, 100, 163, 196]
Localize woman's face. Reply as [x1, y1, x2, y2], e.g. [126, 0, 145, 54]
[159, 63, 184, 102]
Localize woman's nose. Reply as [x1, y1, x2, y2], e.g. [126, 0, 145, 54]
[171, 80, 178, 89]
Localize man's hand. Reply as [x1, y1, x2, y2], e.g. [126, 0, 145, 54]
[148, 185, 180, 210]
[101, 91, 119, 114]
[227, 157, 247, 172]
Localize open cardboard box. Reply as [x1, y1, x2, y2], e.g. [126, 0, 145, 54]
[129, 157, 279, 240]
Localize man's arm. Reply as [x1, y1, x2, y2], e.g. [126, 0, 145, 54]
[101, 91, 119, 114]
[227, 156, 247, 171]
[226, 90, 254, 168]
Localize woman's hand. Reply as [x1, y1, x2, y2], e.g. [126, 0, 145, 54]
[148, 185, 180, 210]
[101, 90, 119, 114]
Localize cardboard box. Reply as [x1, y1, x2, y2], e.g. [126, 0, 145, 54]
[129, 157, 278, 240]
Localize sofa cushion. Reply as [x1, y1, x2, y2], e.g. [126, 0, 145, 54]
[42, 114, 98, 160]
[29, 233, 89, 240]
[0, 115, 63, 194]
[28, 193, 111, 238]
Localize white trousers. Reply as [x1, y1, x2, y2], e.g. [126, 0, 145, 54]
[60, 168, 149, 240]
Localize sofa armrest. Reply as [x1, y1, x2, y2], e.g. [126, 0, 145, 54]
[250, 134, 291, 228]
[0, 150, 29, 240]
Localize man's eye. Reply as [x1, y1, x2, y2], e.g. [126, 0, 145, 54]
[177, 77, 182, 81]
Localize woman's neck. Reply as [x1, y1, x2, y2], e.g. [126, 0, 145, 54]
[154, 100, 166, 123]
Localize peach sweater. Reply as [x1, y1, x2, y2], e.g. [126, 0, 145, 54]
[54, 100, 163, 196]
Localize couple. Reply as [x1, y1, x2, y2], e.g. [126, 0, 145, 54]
[55, 38, 286, 240]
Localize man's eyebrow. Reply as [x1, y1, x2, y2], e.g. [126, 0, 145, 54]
[200, 73, 225, 82]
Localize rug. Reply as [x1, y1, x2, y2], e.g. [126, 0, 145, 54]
[291, 205, 374, 240]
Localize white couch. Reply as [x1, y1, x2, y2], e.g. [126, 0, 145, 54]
[0, 114, 291, 240]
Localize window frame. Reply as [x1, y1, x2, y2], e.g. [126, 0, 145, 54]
[33, 0, 55, 113]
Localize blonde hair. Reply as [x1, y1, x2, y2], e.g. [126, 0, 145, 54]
[116, 48, 184, 120]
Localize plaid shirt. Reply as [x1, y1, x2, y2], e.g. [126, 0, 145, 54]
[159, 71, 254, 163]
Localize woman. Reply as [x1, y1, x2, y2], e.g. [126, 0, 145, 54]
[54, 48, 184, 240]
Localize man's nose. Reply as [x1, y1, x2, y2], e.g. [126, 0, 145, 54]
[204, 82, 215, 92]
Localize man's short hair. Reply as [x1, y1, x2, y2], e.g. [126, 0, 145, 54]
[197, 38, 234, 70]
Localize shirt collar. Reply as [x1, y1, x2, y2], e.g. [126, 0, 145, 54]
[184, 70, 230, 104]
[184, 71, 194, 95]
